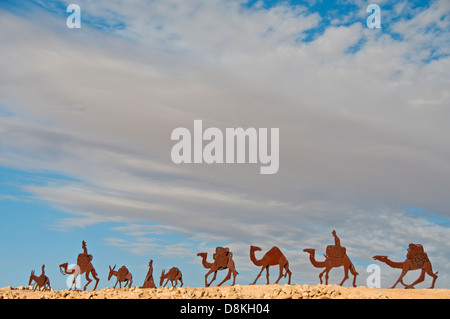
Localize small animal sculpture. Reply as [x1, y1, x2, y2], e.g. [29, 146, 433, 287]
[108, 265, 133, 288]
[59, 240, 100, 290]
[160, 267, 183, 288]
[249, 245, 292, 285]
[197, 247, 238, 287]
[28, 265, 51, 291]
[303, 230, 358, 287]
[373, 243, 438, 288]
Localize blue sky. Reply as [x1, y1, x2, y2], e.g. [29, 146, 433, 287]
[1, 0, 449, 290]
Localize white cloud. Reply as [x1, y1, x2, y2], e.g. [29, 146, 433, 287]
[0, 1, 449, 287]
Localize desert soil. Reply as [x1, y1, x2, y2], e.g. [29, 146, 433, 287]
[1, 284, 448, 299]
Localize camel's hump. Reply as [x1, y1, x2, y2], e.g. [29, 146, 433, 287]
[268, 246, 284, 254]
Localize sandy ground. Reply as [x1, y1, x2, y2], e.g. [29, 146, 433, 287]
[1, 284, 448, 299]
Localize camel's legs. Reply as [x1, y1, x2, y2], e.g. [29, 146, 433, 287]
[319, 266, 331, 285]
[406, 266, 438, 289]
[204, 269, 216, 287]
[92, 270, 100, 291]
[350, 264, 358, 287]
[227, 259, 238, 286]
[179, 276, 183, 288]
[275, 262, 291, 284]
[285, 265, 292, 285]
[405, 269, 425, 289]
[410, 264, 438, 289]
[45, 278, 51, 291]
[391, 268, 409, 288]
[428, 269, 438, 289]
[70, 274, 78, 290]
[323, 266, 332, 285]
[231, 270, 238, 286]
[275, 264, 284, 284]
[217, 269, 232, 286]
[205, 269, 218, 287]
[84, 271, 92, 291]
[339, 266, 350, 286]
[251, 265, 268, 285]
[318, 271, 324, 284]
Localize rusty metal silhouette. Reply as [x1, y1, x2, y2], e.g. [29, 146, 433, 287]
[160, 267, 183, 287]
[59, 240, 100, 290]
[303, 230, 358, 287]
[142, 259, 156, 288]
[373, 243, 438, 288]
[249, 245, 292, 285]
[197, 247, 238, 287]
[108, 265, 133, 288]
[29, 265, 51, 291]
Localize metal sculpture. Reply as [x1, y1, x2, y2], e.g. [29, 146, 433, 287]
[303, 230, 358, 287]
[197, 247, 238, 287]
[249, 245, 292, 285]
[160, 267, 183, 287]
[373, 243, 438, 288]
[108, 265, 133, 288]
[142, 259, 156, 288]
[59, 240, 100, 290]
[29, 265, 51, 291]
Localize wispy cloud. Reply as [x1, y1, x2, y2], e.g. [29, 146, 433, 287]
[1, 0, 449, 287]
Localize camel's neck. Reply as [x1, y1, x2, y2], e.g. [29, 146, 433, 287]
[201, 255, 214, 269]
[62, 264, 75, 275]
[380, 258, 404, 269]
[250, 249, 263, 266]
[307, 252, 326, 268]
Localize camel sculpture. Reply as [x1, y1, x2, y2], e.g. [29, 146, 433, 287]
[142, 259, 156, 288]
[373, 243, 438, 289]
[29, 265, 51, 291]
[160, 267, 183, 287]
[249, 245, 292, 285]
[59, 240, 100, 291]
[303, 230, 358, 287]
[108, 265, 133, 288]
[197, 247, 238, 287]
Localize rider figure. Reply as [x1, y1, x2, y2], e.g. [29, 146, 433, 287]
[332, 230, 341, 247]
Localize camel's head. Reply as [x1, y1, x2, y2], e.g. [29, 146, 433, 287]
[197, 252, 207, 258]
[29, 270, 35, 285]
[303, 248, 316, 254]
[250, 245, 261, 252]
[148, 259, 153, 267]
[373, 255, 388, 262]
[58, 263, 68, 275]
[108, 265, 116, 281]
[160, 269, 166, 286]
